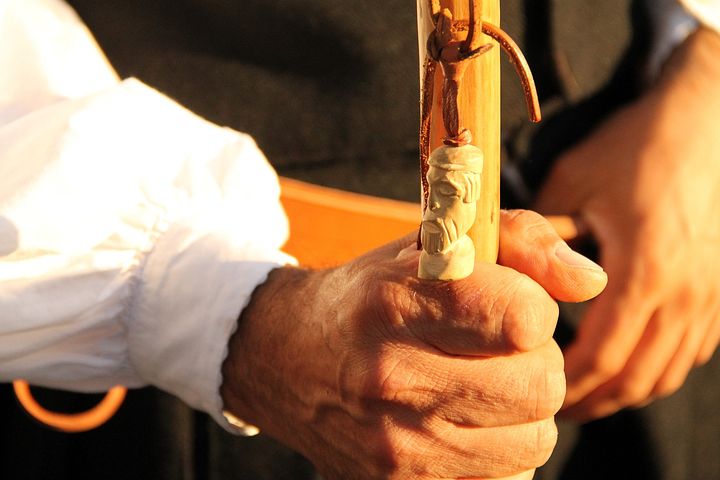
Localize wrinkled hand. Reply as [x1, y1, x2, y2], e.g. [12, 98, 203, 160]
[535, 28, 720, 421]
[221, 210, 606, 480]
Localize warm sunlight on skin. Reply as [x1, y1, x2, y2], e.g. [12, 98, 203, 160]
[536, 29, 720, 421]
[221, 210, 607, 480]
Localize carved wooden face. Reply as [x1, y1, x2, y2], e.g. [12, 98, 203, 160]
[421, 166, 480, 254]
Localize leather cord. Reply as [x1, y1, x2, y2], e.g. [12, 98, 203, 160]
[418, 0, 542, 250]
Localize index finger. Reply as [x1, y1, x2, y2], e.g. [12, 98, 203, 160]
[352, 233, 559, 357]
[390, 262, 560, 357]
[562, 274, 656, 407]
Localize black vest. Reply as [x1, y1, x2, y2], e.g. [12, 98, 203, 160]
[7, 4, 717, 480]
[64, 0, 644, 205]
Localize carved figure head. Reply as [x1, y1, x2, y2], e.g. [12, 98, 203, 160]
[421, 145, 483, 255]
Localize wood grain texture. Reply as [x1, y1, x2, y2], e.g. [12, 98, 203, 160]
[417, 0, 500, 263]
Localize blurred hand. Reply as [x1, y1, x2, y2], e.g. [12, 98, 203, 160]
[221, 210, 606, 480]
[536, 28, 720, 421]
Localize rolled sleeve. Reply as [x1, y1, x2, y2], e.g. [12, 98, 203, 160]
[0, 77, 295, 433]
[130, 220, 293, 432]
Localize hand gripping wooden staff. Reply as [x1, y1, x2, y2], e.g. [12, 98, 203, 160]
[10, 0, 541, 434]
[417, 0, 540, 280]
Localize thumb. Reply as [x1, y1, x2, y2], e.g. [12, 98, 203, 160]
[499, 210, 607, 302]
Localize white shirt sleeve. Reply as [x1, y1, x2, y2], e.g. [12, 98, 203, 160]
[0, 0, 294, 433]
[679, 0, 720, 32]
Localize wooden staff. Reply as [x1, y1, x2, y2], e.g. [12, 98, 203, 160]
[417, 0, 540, 277]
[418, 0, 500, 263]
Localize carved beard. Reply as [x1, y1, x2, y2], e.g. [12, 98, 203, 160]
[422, 216, 460, 254]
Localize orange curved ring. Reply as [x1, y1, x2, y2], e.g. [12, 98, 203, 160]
[13, 380, 126, 433]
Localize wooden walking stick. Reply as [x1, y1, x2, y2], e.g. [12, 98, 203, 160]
[417, 0, 540, 280]
[11, 1, 542, 434]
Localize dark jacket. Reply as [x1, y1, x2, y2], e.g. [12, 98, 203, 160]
[2, 2, 717, 480]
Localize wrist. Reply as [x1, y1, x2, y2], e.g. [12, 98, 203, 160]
[219, 265, 326, 440]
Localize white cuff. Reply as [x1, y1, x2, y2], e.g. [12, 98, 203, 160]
[679, 0, 720, 33]
[128, 216, 295, 435]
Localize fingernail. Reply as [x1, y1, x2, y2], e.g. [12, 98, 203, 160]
[555, 243, 603, 271]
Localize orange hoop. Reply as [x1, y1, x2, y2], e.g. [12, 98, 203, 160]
[13, 380, 126, 433]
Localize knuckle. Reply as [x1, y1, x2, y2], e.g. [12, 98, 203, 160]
[367, 354, 416, 403]
[528, 345, 566, 419]
[533, 419, 560, 467]
[587, 352, 624, 380]
[653, 376, 684, 399]
[614, 379, 652, 406]
[413, 278, 490, 346]
[695, 349, 714, 367]
[440, 279, 486, 319]
[515, 419, 558, 471]
[504, 209, 549, 237]
[372, 280, 405, 318]
[415, 275, 468, 321]
[338, 350, 419, 408]
[369, 279, 426, 340]
[503, 275, 558, 351]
